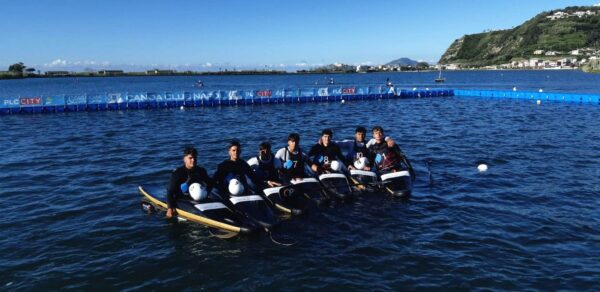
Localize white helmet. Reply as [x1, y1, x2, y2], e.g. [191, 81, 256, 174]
[189, 183, 208, 201]
[228, 179, 245, 196]
[330, 160, 341, 172]
[354, 157, 368, 170]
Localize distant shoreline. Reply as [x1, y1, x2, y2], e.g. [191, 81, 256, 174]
[1, 67, 596, 80]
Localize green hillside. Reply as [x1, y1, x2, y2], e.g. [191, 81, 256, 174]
[439, 6, 600, 67]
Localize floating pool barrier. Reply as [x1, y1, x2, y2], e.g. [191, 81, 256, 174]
[0, 86, 453, 115]
[454, 89, 600, 104]
[2, 87, 598, 115]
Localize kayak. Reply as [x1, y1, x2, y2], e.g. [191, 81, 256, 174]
[226, 192, 279, 230]
[290, 177, 330, 206]
[318, 173, 353, 201]
[349, 169, 379, 193]
[263, 185, 312, 215]
[380, 170, 413, 198]
[138, 185, 256, 235]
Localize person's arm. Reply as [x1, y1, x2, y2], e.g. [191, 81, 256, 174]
[166, 168, 181, 217]
[199, 167, 214, 194]
[274, 148, 286, 162]
[211, 164, 225, 195]
[334, 144, 346, 163]
[243, 160, 265, 189]
[308, 145, 320, 173]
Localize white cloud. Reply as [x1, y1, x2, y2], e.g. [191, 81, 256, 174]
[202, 62, 213, 68]
[43, 59, 110, 68]
[46, 59, 68, 67]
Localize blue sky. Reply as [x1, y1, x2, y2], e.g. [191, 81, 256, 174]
[1, 0, 598, 71]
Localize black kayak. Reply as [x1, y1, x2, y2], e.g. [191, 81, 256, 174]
[289, 177, 330, 207]
[263, 183, 326, 215]
[318, 173, 353, 201]
[225, 191, 280, 230]
[380, 170, 413, 198]
[138, 185, 256, 235]
[349, 169, 379, 193]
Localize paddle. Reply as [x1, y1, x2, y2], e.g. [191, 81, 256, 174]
[217, 190, 299, 246]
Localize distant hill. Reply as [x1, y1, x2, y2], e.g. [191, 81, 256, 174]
[439, 5, 600, 66]
[386, 58, 419, 66]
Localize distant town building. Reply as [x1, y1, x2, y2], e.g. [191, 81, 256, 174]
[145, 69, 176, 75]
[356, 65, 372, 72]
[98, 70, 124, 76]
[546, 9, 596, 20]
[45, 71, 70, 77]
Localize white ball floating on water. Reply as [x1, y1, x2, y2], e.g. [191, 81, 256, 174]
[413, 87, 417, 91]
[536, 100, 541, 105]
[180, 106, 185, 110]
[341, 99, 345, 103]
[539, 89, 543, 93]
[513, 87, 517, 91]
[477, 164, 488, 172]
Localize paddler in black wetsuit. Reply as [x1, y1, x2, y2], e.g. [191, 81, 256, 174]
[308, 128, 346, 174]
[212, 140, 264, 198]
[247, 141, 282, 188]
[336, 126, 372, 171]
[275, 133, 312, 182]
[368, 126, 415, 179]
[166, 146, 213, 218]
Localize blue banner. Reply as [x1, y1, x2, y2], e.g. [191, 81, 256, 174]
[357, 86, 370, 95]
[300, 88, 315, 97]
[284, 89, 298, 97]
[43, 95, 65, 106]
[240, 90, 254, 99]
[87, 94, 107, 104]
[1, 97, 20, 108]
[65, 94, 87, 105]
[317, 87, 329, 96]
[127, 93, 148, 102]
[172, 92, 185, 101]
[108, 93, 125, 104]
[272, 89, 284, 98]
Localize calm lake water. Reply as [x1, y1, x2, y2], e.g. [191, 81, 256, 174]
[1, 71, 599, 290]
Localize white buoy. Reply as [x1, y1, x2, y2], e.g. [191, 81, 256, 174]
[425, 87, 430, 90]
[539, 89, 543, 93]
[478, 164, 488, 172]
[180, 106, 185, 110]
[513, 87, 517, 91]
[536, 100, 541, 105]
[413, 87, 417, 91]
[341, 99, 345, 104]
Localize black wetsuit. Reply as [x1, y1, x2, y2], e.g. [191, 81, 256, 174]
[369, 141, 405, 173]
[278, 148, 311, 181]
[212, 159, 263, 197]
[166, 166, 213, 209]
[308, 143, 345, 174]
[345, 140, 369, 166]
[252, 154, 280, 184]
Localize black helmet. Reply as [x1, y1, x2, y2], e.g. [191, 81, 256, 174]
[355, 126, 366, 134]
[321, 128, 333, 136]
